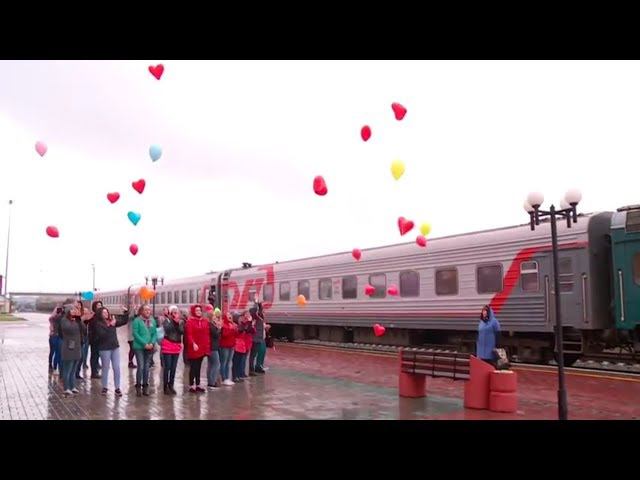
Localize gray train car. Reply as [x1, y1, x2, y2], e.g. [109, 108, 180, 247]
[225, 211, 614, 364]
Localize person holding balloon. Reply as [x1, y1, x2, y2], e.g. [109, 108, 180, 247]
[132, 304, 159, 397]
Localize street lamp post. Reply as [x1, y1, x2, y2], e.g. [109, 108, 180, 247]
[146, 275, 164, 317]
[524, 188, 582, 421]
[4, 200, 13, 298]
[92, 264, 96, 291]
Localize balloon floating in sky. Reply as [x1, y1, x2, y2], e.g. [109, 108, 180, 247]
[127, 211, 141, 226]
[391, 102, 407, 120]
[364, 284, 375, 296]
[129, 244, 139, 256]
[139, 286, 155, 301]
[81, 291, 94, 301]
[45, 226, 59, 238]
[387, 284, 399, 296]
[361, 125, 371, 142]
[373, 323, 386, 337]
[107, 192, 120, 204]
[416, 235, 427, 248]
[132, 179, 146, 194]
[352, 248, 362, 261]
[420, 222, 431, 236]
[148, 64, 164, 80]
[149, 145, 162, 162]
[313, 176, 328, 196]
[397, 217, 414, 236]
[296, 294, 307, 306]
[35, 141, 48, 157]
[391, 160, 405, 180]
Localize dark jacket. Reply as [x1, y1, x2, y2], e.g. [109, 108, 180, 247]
[60, 315, 83, 361]
[94, 308, 129, 351]
[162, 318, 184, 343]
[210, 323, 220, 351]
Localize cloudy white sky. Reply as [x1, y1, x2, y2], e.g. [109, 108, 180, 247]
[1, 60, 639, 293]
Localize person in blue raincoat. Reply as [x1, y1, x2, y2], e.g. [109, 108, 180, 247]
[477, 305, 501, 366]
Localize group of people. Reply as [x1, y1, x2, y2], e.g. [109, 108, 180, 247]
[47, 296, 272, 397]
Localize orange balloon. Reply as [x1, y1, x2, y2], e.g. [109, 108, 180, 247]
[139, 287, 155, 301]
[296, 294, 307, 306]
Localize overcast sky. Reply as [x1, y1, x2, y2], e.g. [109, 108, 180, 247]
[1, 60, 639, 293]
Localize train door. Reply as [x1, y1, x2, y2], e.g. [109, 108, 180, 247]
[218, 270, 232, 314]
[617, 242, 640, 329]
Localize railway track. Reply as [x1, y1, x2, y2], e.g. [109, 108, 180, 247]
[277, 339, 640, 375]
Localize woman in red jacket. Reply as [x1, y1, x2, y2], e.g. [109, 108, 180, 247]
[219, 312, 238, 386]
[184, 305, 210, 393]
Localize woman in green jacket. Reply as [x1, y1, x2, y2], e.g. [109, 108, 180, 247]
[132, 304, 158, 397]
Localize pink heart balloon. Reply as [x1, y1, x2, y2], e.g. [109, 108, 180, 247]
[352, 248, 362, 261]
[364, 284, 375, 296]
[35, 141, 48, 157]
[387, 285, 399, 296]
[373, 324, 386, 337]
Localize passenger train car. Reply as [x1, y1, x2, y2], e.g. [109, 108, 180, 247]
[98, 205, 640, 366]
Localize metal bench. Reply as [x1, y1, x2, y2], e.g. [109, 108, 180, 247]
[399, 348, 471, 397]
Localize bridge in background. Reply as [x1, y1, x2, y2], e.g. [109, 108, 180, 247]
[9, 292, 77, 298]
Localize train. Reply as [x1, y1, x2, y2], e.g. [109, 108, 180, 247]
[97, 204, 640, 366]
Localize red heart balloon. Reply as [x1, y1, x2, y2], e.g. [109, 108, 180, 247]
[364, 284, 375, 296]
[106, 192, 120, 204]
[416, 235, 427, 247]
[46, 226, 59, 238]
[361, 125, 371, 142]
[387, 285, 398, 296]
[397, 217, 414, 236]
[132, 179, 146, 194]
[373, 324, 386, 337]
[129, 244, 138, 256]
[148, 64, 164, 80]
[352, 248, 362, 261]
[313, 175, 328, 196]
[391, 102, 407, 120]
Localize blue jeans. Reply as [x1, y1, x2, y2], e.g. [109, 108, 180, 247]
[75, 342, 89, 377]
[49, 336, 60, 370]
[219, 348, 234, 381]
[62, 360, 79, 391]
[207, 350, 220, 386]
[162, 353, 179, 388]
[134, 349, 153, 386]
[232, 352, 245, 380]
[99, 348, 121, 390]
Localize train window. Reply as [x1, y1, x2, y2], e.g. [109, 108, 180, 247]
[369, 274, 387, 298]
[559, 257, 574, 292]
[477, 264, 503, 294]
[279, 282, 291, 301]
[521, 261, 539, 292]
[342, 275, 358, 299]
[189, 289, 194, 303]
[264, 284, 274, 302]
[435, 269, 458, 296]
[319, 278, 332, 300]
[159, 292, 165, 304]
[400, 270, 420, 297]
[298, 280, 310, 300]
[635, 253, 640, 285]
[167, 291, 172, 304]
[181, 290, 187, 304]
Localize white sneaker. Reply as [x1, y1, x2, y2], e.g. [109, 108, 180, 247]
[71, 388, 79, 394]
[223, 379, 234, 386]
[64, 389, 73, 396]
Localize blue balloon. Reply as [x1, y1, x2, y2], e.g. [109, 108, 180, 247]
[149, 145, 162, 162]
[127, 211, 141, 226]
[81, 291, 94, 301]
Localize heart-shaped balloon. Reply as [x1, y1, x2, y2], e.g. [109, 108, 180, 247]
[391, 160, 405, 180]
[391, 102, 407, 120]
[387, 284, 399, 296]
[107, 192, 120, 204]
[148, 64, 164, 80]
[129, 244, 139, 255]
[81, 291, 94, 301]
[361, 125, 371, 142]
[296, 294, 307, 306]
[416, 235, 427, 248]
[373, 324, 386, 337]
[205, 304, 214, 312]
[132, 179, 146, 194]
[364, 284, 375, 296]
[420, 222, 431, 236]
[352, 248, 362, 261]
[35, 141, 48, 157]
[397, 217, 414, 236]
[127, 211, 141, 226]
[149, 145, 162, 162]
[313, 176, 328, 196]
[45, 226, 59, 238]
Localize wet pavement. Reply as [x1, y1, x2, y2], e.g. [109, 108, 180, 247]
[1, 313, 639, 420]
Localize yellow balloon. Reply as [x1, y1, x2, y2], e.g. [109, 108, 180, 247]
[296, 294, 307, 306]
[390, 160, 405, 180]
[420, 222, 431, 236]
